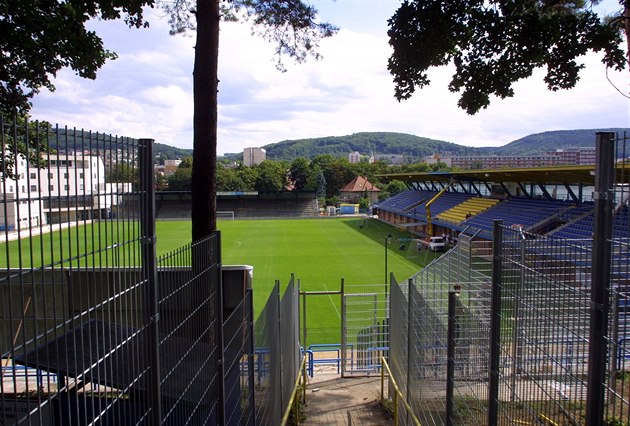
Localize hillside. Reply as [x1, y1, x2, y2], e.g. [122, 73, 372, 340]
[262, 132, 478, 161]
[154, 143, 193, 160]
[43, 129, 194, 160]
[223, 129, 628, 161]
[477, 128, 630, 155]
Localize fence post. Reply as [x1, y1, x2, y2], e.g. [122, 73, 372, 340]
[302, 284, 307, 354]
[341, 277, 346, 377]
[406, 278, 413, 426]
[247, 282, 256, 426]
[446, 287, 458, 426]
[139, 138, 161, 424]
[276, 280, 284, 416]
[216, 231, 226, 426]
[586, 132, 615, 425]
[510, 237, 525, 402]
[488, 219, 503, 426]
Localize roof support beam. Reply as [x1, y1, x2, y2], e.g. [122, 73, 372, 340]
[470, 182, 483, 197]
[516, 182, 530, 198]
[500, 182, 512, 198]
[458, 181, 469, 194]
[537, 183, 552, 200]
[564, 184, 580, 203]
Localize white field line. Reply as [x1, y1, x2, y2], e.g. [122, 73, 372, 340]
[322, 282, 341, 319]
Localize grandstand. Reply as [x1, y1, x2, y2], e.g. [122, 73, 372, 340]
[155, 191, 319, 219]
[375, 160, 630, 425]
[375, 165, 630, 242]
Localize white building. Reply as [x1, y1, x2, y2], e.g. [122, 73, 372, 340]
[243, 147, 266, 167]
[1, 153, 109, 231]
[348, 151, 361, 164]
[0, 154, 43, 231]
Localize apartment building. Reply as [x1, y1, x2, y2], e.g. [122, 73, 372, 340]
[449, 147, 597, 169]
[1, 153, 108, 230]
[243, 147, 266, 167]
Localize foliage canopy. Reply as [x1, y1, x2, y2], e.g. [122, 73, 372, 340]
[0, 0, 154, 114]
[387, 0, 627, 114]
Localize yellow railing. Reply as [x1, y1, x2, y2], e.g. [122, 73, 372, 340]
[280, 355, 308, 426]
[380, 356, 422, 426]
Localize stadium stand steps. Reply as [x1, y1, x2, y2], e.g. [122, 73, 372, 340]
[436, 198, 500, 224]
[154, 194, 319, 219]
[375, 190, 432, 213]
[546, 208, 595, 238]
[461, 197, 574, 232]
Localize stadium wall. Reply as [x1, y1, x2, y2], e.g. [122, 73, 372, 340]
[155, 191, 319, 219]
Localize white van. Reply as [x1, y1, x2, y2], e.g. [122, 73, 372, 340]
[418, 236, 446, 252]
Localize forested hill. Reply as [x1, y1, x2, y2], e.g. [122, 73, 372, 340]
[262, 132, 478, 160]
[222, 128, 630, 161]
[476, 128, 630, 156]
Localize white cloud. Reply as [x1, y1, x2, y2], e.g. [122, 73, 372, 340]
[29, 3, 630, 157]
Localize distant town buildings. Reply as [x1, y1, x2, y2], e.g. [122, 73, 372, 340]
[374, 154, 405, 165]
[427, 147, 596, 169]
[154, 159, 182, 177]
[348, 152, 403, 165]
[243, 147, 266, 167]
[424, 154, 453, 167]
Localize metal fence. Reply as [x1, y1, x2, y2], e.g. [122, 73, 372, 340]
[253, 277, 300, 425]
[1, 118, 162, 425]
[386, 132, 630, 425]
[341, 282, 389, 377]
[1, 117, 301, 425]
[387, 232, 491, 425]
[389, 226, 624, 425]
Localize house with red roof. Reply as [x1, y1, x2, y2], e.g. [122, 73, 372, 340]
[339, 176, 380, 204]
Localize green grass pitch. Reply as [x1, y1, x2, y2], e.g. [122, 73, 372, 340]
[2, 217, 440, 344]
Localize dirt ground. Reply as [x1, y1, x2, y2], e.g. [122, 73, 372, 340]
[300, 364, 393, 425]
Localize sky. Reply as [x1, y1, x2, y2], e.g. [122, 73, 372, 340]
[30, 0, 630, 156]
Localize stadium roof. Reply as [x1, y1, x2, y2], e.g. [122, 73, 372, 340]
[378, 164, 630, 186]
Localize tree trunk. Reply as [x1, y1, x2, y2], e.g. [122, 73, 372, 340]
[192, 0, 219, 242]
[625, 0, 630, 93]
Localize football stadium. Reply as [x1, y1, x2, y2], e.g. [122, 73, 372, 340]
[2, 124, 630, 425]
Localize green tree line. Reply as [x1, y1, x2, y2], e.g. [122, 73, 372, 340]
[161, 154, 449, 204]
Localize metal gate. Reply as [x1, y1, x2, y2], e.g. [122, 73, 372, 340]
[341, 285, 389, 377]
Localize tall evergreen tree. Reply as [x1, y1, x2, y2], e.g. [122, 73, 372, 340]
[316, 170, 326, 200]
[165, 0, 336, 240]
